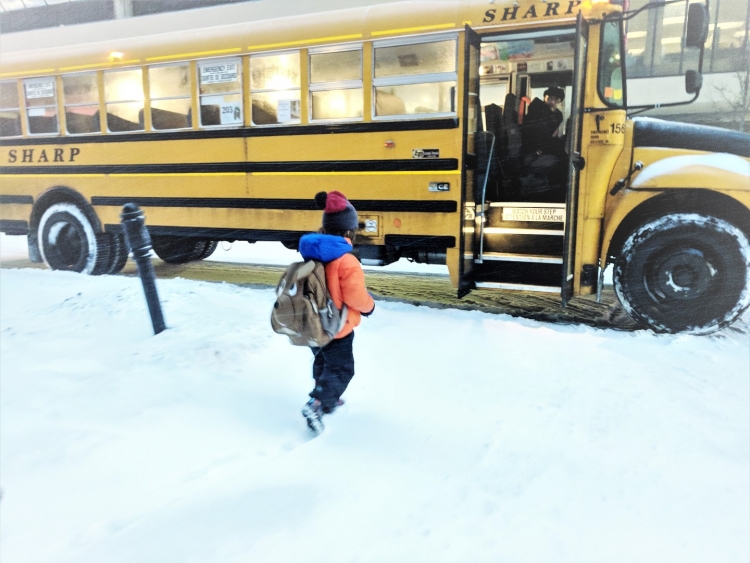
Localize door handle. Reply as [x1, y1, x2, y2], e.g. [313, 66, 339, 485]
[571, 152, 585, 170]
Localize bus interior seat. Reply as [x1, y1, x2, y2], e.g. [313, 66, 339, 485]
[375, 91, 406, 117]
[151, 107, 191, 130]
[475, 103, 504, 201]
[107, 111, 142, 132]
[503, 93, 522, 161]
[28, 115, 58, 135]
[0, 116, 22, 137]
[201, 104, 222, 125]
[65, 111, 98, 134]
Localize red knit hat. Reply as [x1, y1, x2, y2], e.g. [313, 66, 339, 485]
[315, 191, 358, 232]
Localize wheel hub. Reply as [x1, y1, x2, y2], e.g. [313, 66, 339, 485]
[650, 248, 714, 301]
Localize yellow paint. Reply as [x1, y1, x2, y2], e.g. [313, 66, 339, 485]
[248, 35, 362, 51]
[146, 48, 242, 62]
[60, 60, 140, 71]
[0, 68, 55, 77]
[371, 23, 456, 37]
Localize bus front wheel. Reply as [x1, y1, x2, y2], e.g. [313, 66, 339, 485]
[37, 202, 110, 275]
[613, 213, 750, 335]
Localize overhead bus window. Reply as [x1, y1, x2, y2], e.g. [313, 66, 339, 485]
[373, 37, 457, 118]
[309, 47, 363, 121]
[198, 58, 242, 128]
[250, 51, 300, 125]
[149, 64, 192, 130]
[63, 73, 100, 135]
[0, 81, 22, 137]
[23, 77, 59, 135]
[104, 68, 145, 132]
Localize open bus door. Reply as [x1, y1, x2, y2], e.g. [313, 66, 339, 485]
[458, 25, 482, 297]
[561, 13, 588, 305]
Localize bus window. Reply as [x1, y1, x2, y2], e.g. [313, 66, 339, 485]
[198, 58, 242, 127]
[23, 77, 59, 135]
[63, 73, 100, 135]
[373, 37, 457, 117]
[149, 64, 192, 130]
[104, 68, 145, 132]
[250, 52, 300, 126]
[309, 47, 363, 121]
[599, 19, 625, 107]
[0, 81, 22, 137]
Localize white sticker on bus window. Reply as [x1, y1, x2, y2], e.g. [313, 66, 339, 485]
[199, 61, 239, 85]
[220, 102, 242, 124]
[28, 107, 46, 117]
[277, 99, 300, 122]
[25, 79, 55, 99]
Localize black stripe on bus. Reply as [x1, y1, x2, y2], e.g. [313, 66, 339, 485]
[384, 234, 456, 249]
[0, 159, 458, 175]
[94, 197, 457, 213]
[0, 195, 34, 204]
[104, 224, 308, 243]
[102, 225, 456, 250]
[0, 219, 29, 235]
[0, 118, 459, 146]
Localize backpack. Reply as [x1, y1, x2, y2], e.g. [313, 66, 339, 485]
[271, 260, 347, 347]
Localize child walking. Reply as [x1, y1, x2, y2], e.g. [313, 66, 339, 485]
[298, 191, 375, 432]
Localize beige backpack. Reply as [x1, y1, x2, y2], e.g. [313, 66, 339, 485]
[271, 260, 347, 347]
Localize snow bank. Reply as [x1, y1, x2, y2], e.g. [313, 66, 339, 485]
[1, 267, 748, 563]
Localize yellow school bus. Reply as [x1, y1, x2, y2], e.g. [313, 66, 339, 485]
[1, 0, 748, 334]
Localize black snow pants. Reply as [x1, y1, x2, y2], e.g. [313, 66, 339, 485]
[310, 331, 355, 412]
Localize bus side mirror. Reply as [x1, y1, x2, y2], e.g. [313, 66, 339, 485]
[685, 70, 703, 94]
[685, 3, 709, 48]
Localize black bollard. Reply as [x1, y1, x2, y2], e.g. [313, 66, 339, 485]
[120, 203, 166, 335]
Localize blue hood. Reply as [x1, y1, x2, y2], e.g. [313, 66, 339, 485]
[298, 233, 352, 263]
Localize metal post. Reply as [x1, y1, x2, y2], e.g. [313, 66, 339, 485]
[120, 203, 166, 335]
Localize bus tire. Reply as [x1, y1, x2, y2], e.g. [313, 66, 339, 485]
[613, 213, 750, 335]
[37, 202, 110, 275]
[195, 240, 218, 261]
[105, 233, 129, 274]
[151, 235, 204, 264]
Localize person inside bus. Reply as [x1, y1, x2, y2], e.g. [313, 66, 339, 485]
[522, 86, 565, 157]
[520, 86, 568, 199]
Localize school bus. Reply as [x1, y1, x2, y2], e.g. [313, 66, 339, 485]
[1, 0, 748, 335]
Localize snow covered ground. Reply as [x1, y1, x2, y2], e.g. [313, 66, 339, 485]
[1, 233, 749, 563]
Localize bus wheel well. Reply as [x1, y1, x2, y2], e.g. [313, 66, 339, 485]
[30, 186, 102, 234]
[28, 187, 102, 263]
[606, 189, 750, 262]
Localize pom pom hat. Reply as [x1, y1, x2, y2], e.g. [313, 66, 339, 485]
[315, 191, 359, 232]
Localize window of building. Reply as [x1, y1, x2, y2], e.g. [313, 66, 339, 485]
[625, 0, 749, 77]
[198, 58, 243, 127]
[250, 51, 300, 125]
[373, 37, 457, 118]
[0, 80, 22, 137]
[23, 77, 59, 135]
[63, 73, 100, 135]
[309, 46, 363, 121]
[149, 64, 192, 130]
[104, 68, 145, 132]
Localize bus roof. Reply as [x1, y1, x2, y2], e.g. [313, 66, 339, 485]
[0, 0, 604, 77]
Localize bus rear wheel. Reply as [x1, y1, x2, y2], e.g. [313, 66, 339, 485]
[613, 213, 750, 335]
[151, 236, 208, 264]
[37, 202, 110, 275]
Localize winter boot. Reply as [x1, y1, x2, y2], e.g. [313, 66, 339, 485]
[302, 399, 324, 433]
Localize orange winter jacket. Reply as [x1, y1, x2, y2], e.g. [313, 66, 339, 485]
[298, 234, 375, 339]
[325, 251, 375, 338]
